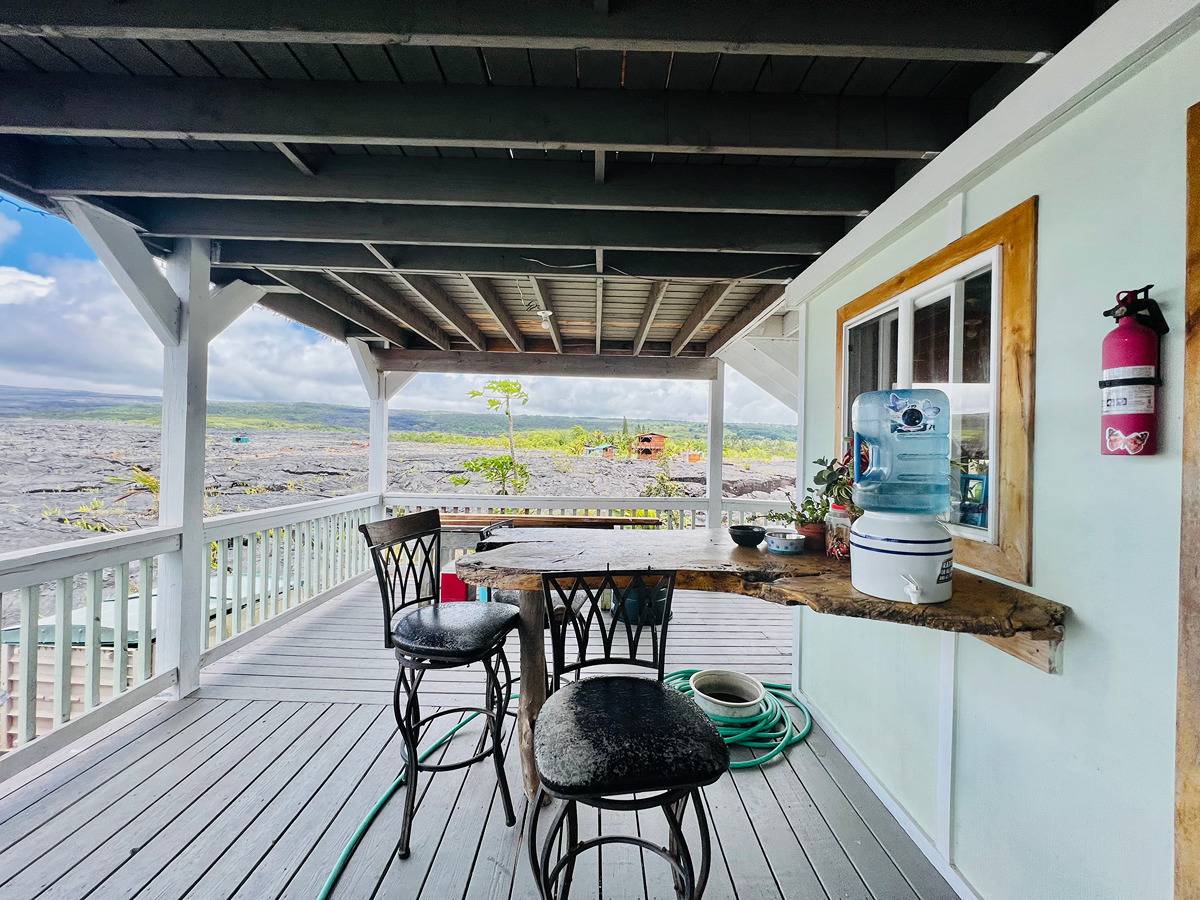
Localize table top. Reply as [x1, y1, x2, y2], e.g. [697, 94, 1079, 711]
[457, 527, 1066, 640]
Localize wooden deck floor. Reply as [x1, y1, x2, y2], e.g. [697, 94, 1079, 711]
[0, 582, 955, 900]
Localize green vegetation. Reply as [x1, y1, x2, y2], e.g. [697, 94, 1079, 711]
[4, 385, 796, 462]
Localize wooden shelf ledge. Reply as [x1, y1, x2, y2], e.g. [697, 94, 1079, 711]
[761, 568, 1066, 673]
[462, 528, 1067, 674]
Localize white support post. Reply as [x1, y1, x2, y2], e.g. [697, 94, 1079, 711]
[156, 238, 211, 697]
[707, 359, 725, 528]
[792, 303, 808, 696]
[349, 338, 414, 518]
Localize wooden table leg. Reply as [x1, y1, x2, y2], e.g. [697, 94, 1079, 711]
[516, 589, 547, 800]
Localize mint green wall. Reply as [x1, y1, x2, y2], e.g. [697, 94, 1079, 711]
[798, 32, 1199, 899]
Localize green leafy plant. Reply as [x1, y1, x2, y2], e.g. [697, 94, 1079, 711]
[468, 379, 529, 463]
[811, 454, 860, 515]
[756, 492, 829, 530]
[640, 460, 685, 527]
[451, 455, 529, 495]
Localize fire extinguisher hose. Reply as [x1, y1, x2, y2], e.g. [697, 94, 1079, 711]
[317, 671, 811, 899]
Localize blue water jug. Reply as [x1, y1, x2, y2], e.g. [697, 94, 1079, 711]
[851, 389, 951, 515]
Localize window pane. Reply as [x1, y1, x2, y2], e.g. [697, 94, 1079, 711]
[845, 313, 898, 435]
[949, 270, 992, 531]
[913, 296, 950, 384]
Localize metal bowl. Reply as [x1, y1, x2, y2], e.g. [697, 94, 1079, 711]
[765, 530, 806, 554]
[727, 524, 767, 547]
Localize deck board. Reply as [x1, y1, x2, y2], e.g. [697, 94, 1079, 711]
[0, 580, 953, 900]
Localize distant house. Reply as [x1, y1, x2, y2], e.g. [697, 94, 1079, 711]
[635, 433, 667, 460]
[584, 444, 616, 460]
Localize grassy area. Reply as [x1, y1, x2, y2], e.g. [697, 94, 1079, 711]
[390, 427, 795, 462]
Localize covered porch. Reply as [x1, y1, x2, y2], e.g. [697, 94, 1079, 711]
[1, 2, 1199, 899]
[0, 582, 956, 900]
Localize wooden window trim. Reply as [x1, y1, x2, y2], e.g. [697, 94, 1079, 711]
[834, 197, 1037, 585]
[1177, 101, 1200, 898]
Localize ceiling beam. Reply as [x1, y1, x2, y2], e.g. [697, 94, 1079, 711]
[632, 282, 670, 357]
[30, 147, 892, 215]
[375, 349, 719, 381]
[272, 142, 317, 177]
[671, 282, 738, 356]
[394, 273, 486, 351]
[212, 242, 812, 282]
[0, 1, 1073, 62]
[464, 276, 525, 352]
[258, 292, 351, 342]
[264, 270, 410, 347]
[528, 278, 563, 354]
[330, 271, 452, 350]
[115, 199, 839, 254]
[2, 73, 964, 159]
[705, 284, 789, 356]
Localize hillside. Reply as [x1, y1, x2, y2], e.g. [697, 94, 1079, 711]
[0, 385, 796, 442]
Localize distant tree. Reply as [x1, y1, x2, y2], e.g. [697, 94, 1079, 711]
[468, 379, 529, 464]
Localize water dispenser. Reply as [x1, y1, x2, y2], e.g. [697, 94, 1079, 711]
[849, 389, 954, 604]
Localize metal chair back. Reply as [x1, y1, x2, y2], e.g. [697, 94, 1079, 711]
[541, 569, 676, 692]
[360, 509, 442, 648]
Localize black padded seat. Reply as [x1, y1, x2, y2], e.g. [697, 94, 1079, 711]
[391, 603, 519, 660]
[533, 675, 729, 797]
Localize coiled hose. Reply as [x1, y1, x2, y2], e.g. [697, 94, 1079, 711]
[318, 670, 810, 898]
[662, 669, 812, 769]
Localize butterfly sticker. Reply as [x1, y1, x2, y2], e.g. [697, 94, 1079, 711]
[1105, 427, 1149, 455]
[887, 394, 941, 432]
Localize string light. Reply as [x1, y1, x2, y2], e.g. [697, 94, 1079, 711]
[0, 195, 52, 218]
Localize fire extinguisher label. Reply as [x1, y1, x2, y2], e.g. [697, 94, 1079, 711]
[1103, 365, 1156, 381]
[1101, 384, 1155, 415]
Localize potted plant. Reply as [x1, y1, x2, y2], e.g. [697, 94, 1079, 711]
[755, 492, 829, 552]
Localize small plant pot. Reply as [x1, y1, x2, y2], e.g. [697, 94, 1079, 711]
[800, 523, 826, 552]
[612, 585, 672, 625]
[690, 669, 766, 720]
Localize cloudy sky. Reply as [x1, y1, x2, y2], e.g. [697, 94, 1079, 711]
[0, 194, 793, 424]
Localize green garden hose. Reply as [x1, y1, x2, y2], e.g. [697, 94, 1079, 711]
[318, 671, 810, 898]
[663, 669, 812, 769]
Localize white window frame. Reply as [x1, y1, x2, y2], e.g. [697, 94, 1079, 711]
[841, 246, 1002, 545]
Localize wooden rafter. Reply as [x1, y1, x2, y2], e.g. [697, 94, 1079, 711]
[264, 270, 409, 348]
[331, 271, 452, 350]
[527, 277, 563, 354]
[109, 198, 840, 255]
[0, 73, 964, 159]
[671, 282, 737, 356]
[395, 273, 486, 351]
[31, 146, 892, 216]
[212, 242, 810, 282]
[463, 275, 525, 352]
[0, 1, 1071, 63]
[706, 284, 788, 356]
[632, 281, 669, 357]
[595, 279, 603, 355]
[375, 349, 718, 381]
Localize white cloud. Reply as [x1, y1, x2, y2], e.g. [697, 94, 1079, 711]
[0, 257, 797, 425]
[0, 266, 54, 305]
[0, 211, 19, 248]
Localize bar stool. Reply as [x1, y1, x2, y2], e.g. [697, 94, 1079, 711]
[527, 570, 729, 899]
[359, 510, 518, 859]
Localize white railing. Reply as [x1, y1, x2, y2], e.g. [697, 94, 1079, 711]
[0, 490, 789, 761]
[200, 492, 378, 654]
[0, 526, 181, 749]
[384, 493, 791, 529]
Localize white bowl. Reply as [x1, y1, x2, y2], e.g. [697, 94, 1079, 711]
[689, 668, 766, 720]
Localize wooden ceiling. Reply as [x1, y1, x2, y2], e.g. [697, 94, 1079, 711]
[0, 1, 1097, 367]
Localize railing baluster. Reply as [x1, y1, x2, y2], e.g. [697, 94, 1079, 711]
[282, 525, 293, 609]
[53, 575, 72, 727]
[138, 558, 153, 683]
[18, 584, 39, 744]
[84, 569, 102, 711]
[216, 540, 229, 644]
[114, 562, 129, 697]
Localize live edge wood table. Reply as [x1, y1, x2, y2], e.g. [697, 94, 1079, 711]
[456, 527, 1067, 800]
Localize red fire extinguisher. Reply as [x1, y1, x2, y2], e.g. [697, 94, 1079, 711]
[1099, 285, 1168, 455]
